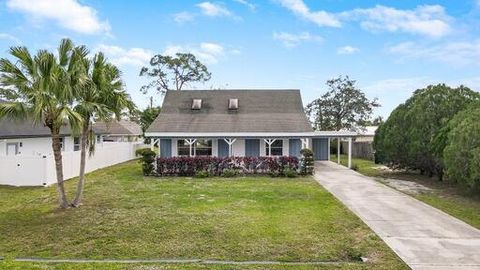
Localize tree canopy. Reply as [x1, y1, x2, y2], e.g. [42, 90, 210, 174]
[443, 103, 480, 191]
[374, 84, 480, 179]
[139, 53, 211, 94]
[306, 76, 380, 131]
[0, 39, 86, 208]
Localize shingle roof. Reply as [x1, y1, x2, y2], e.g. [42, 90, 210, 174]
[93, 120, 142, 135]
[146, 89, 313, 133]
[0, 118, 71, 139]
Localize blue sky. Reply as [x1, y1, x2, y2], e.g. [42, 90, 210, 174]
[1, 0, 479, 118]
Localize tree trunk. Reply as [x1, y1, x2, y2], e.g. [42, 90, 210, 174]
[51, 130, 70, 208]
[72, 122, 89, 207]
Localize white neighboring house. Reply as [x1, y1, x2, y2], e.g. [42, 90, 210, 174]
[0, 115, 145, 186]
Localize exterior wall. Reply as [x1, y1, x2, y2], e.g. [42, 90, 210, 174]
[0, 141, 146, 186]
[232, 139, 245, 156]
[0, 137, 75, 156]
[162, 138, 301, 157]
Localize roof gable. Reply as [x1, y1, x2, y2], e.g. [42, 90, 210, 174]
[147, 89, 313, 133]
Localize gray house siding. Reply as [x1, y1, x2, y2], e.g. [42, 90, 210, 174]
[217, 139, 229, 157]
[312, 138, 328, 160]
[245, 139, 260, 157]
[160, 139, 172, 158]
[289, 139, 301, 157]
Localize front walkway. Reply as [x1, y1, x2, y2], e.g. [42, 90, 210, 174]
[314, 161, 480, 270]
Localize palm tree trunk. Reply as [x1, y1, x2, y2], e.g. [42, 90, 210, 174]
[72, 122, 89, 207]
[51, 131, 69, 208]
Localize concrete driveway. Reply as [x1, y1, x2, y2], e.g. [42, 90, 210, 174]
[314, 161, 480, 270]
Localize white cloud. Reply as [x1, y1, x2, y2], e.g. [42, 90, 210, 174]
[273, 31, 322, 48]
[337, 46, 359, 54]
[196, 2, 232, 17]
[163, 42, 234, 64]
[6, 0, 110, 35]
[96, 45, 153, 67]
[276, 0, 341, 27]
[388, 40, 480, 66]
[342, 5, 452, 38]
[276, 1, 452, 38]
[0, 33, 21, 44]
[234, 0, 256, 11]
[173, 12, 195, 24]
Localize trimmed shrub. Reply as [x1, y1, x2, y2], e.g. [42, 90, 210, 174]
[300, 148, 314, 175]
[138, 148, 156, 176]
[156, 156, 299, 177]
[195, 170, 210, 178]
[135, 147, 151, 157]
[283, 167, 298, 178]
[222, 169, 239, 178]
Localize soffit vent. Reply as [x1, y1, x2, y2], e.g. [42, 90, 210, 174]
[192, 99, 202, 110]
[228, 98, 238, 110]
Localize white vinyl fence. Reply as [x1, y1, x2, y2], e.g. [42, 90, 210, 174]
[0, 142, 147, 186]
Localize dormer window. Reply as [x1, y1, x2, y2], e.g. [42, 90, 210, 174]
[228, 98, 238, 110]
[192, 99, 202, 110]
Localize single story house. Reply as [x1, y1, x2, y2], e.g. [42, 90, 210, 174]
[93, 119, 143, 143]
[145, 89, 356, 166]
[0, 116, 145, 186]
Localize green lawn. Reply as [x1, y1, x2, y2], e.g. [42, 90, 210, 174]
[0, 160, 406, 270]
[331, 154, 480, 229]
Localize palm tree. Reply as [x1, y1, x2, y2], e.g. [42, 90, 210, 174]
[0, 39, 85, 208]
[71, 52, 135, 207]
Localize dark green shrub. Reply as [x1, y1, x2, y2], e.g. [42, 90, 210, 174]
[374, 84, 479, 179]
[222, 169, 239, 178]
[283, 167, 298, 178]
[138, 148, 156, 176]
[195, 170, 210, 178]
[135, 147, 151, 157]
[443, 105, 480, 193]
[300, 148, 314, 175]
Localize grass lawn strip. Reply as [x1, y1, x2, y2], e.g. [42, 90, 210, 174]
[0, 160, 406, 270]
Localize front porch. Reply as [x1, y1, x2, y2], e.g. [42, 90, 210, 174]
[147, 131, 357, 168]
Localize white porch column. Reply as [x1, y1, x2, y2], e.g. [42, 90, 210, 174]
[327, 138, 331, 161]
[264, 139, 276, 157]
[348, 137, 352, 169]
[337, 137, 341, 164]
[301, 138, 308, 149]
[224, 138, 237, 157]
[185, 139, 197, 157]
[151, 138, 160, 156]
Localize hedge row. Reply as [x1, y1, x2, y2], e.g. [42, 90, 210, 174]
[156, 156, 299, 177]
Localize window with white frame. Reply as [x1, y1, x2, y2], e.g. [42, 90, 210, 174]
[73, 137, 80, 151]
[266, 140, 283, 156]
[195, 139, 212, 156]
[177, 140, 191, 156]
[177, 139, 212, 156]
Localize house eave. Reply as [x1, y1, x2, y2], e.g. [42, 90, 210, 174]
[144, 131, 357, 139]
